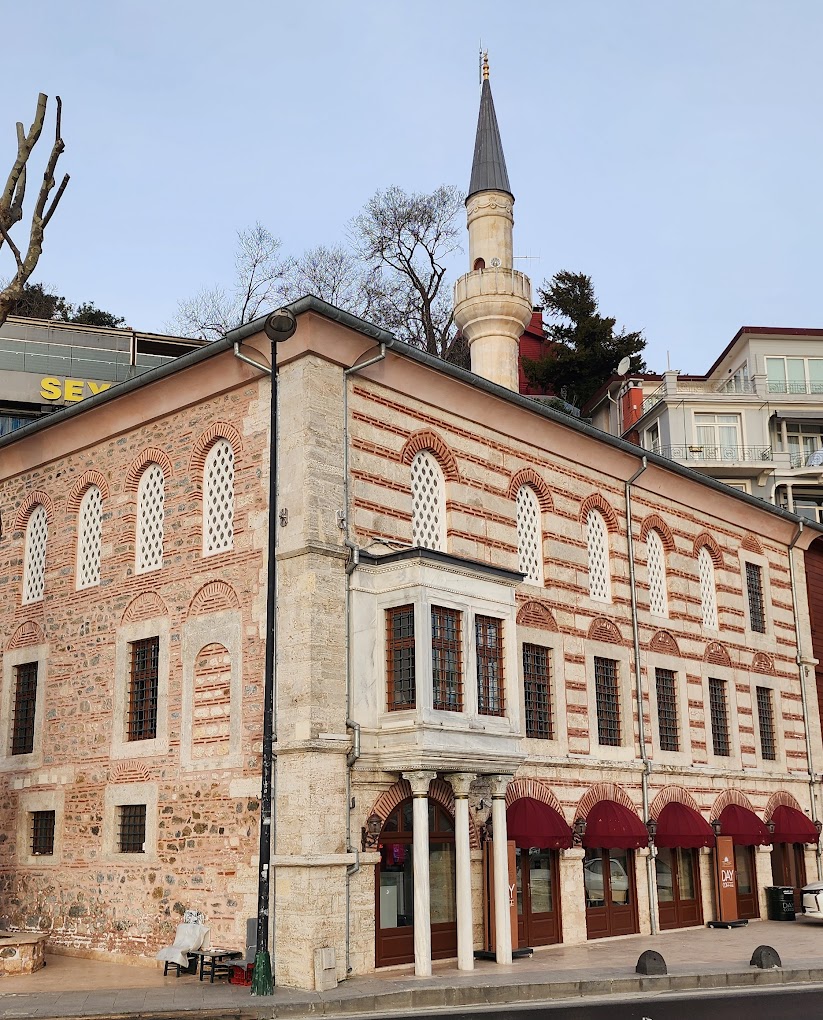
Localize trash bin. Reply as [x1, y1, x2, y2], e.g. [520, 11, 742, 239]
[765, 885, 796, 921]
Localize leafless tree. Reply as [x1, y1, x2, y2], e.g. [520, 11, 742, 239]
[0, 94, 70, 329]
[280, 243, 375, 316]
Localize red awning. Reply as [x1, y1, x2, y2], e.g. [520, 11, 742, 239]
[506, 798, 573, 850]
[770, 805, 820, 845]
[582, 799, 648, 850]
[718, 804, 771, 846]
[654, 801, 715, 849]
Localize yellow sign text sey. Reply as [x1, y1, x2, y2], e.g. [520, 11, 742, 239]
[40, 377, 112, 402]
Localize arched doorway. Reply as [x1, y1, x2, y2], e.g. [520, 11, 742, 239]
[375, 798, 457, 967]
[652, 801, 714, 929]
[582, 799, 646, 939]
[717, 804, 771, 920]
[769, 804, 819, 911]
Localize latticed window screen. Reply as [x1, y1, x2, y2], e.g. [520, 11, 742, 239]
[698, 547, 718, 629]
[128, 638, 159, 741]
[136, 464, 164, 572]
[709, 677, 730, 756]
[756, 686, 776, 760]
[411, 451, 446, 551]
[77, 486, 102, 589]
[431, 606, 462, 711]
[23, 504, 47, 603]
[516, 486, 543, 585]
[203, 439, 234, 554]
[745, 562, 766, 633]
[655, 668, 679, 751]
[118, 804, 147, 853]
[594, 656, 620, 746]
[586, 510, 611, 601]
[30, 810, 55, 855]
[476, 616, 504, 716]
[647, 530, 668, 616]
[386, 605, 416, 710]
[11, 662, 37, 755]
[523, 643, 552, 739]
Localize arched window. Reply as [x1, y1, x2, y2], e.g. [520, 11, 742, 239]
[203, 439, 235, 555]
[136, 464, 164, 573]
[647, 530, 668, 617]
[22, 504, 48, 603]
[77, 485, 103, 589]
[411, 450, 446, 551]
[698, 546, 718, 629]
[516, 485, 543, 585]
[586, 509, 611, 601]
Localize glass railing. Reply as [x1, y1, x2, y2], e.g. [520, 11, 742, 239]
[0, 339, 179, 382]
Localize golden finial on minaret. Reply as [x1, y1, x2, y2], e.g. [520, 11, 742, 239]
[482, 50, 490, 81]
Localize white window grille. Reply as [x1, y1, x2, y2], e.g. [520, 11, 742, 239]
[647, 530, 668, 616]
[77, 486, 103, 589]
[586, 509, 611, 601]
[22, 505, 47, 604]
[411, 450, 446, 551]
[516, 486, 543, 585]
[698, 546, 718, 629]
[136, 464, 164, 573]
[203, 439, 234, 554]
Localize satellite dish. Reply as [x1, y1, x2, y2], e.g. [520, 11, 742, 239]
[617, 356, 631, 376]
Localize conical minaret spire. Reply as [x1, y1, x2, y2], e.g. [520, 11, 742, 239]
[453, 55, 532, 391]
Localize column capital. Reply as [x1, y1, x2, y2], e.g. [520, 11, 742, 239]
[448, 772, 477, 798]
[404, 770, 437, 797]
[488, 774, 513, 799]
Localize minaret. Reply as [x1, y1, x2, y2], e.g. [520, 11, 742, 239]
[453, 54, 532, 390]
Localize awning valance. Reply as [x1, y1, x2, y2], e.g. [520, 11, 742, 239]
[505, 798, 573, 850]
[717, 804, 771, 846]
[771, 409, 823, 423]
[770, 805, 820, 844]
[582, 799, 648, 850]
[654, 801, 714, 849]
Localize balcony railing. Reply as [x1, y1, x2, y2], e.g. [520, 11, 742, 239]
[641, 383, 665, 416]
[656, 444, 772, 464]
[767, 381, 823, 395]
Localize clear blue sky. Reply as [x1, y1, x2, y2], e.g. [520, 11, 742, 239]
[3, 0, 822, 373]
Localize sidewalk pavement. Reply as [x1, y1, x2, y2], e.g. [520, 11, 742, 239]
[3, 918, 823, 1019]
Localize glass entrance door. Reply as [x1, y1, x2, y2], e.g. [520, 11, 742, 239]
[734, 844, 759, 919]
[655, 847, 703, 929]
[515, 848, 561, 947]
[584, 847, 639, 939]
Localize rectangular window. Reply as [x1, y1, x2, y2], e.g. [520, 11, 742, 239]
[655, 668, 679, 752]
[523, 643, 552, 739]
[11, 662, 38, 755]
[709, 677, 730, 756]
[476, 616, 504, 716]
[694, 412, 741, 460]
[118, 804, 147, 853]
[386, 605, 416, 710]
[128, 638, 159, 741]
[745, 562, 766, 633]
[756, 686, 777, 761]
[431, 607, 462, 711]
[594, 656, 620, 746]
[30, 810, 55, 856]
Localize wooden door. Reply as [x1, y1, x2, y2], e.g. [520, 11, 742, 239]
[656, 847, 703, 929]
[516, 848, 561, 947]
[734, 844, 759, 919]
[584, 847, 639, 939]
[771, 842, 807, 913]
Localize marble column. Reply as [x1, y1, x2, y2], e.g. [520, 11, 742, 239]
[404, 770, 436, 977]
[449, 772, 476, 971]
[490, 774, 513, 965]
[755, 844, 773, 920]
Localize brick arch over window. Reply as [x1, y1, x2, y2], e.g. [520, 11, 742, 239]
[7, 620, 46, 651]
[189, 422, 243, 493]
[516, 599, 558, 631]
[649, 630, 680, 655]
[109, 761, 152, 783]
[587, 617, 624, 644]
[507, 469, 553, 512]
[121, 591, 169, 624]
[14, 490, 54, 531]
[639, 515, 675, 552]
[752, 652, 775, 675]
[693, 533, 723, 568]
[505, 778, 566, 821]
[763, 791, 805, 822]
[368, 778, 480, 849]
[648, 786, 703, 821]
[575, 782, 639, 821]
[579, 493, 619, 533]
[741, 534, 765, 556]
[188, 580, 241, 617]
[400, 430, 460, 482]
[710, 788, 756, 819]
[66, 470, 110, 514]
[704, 641, 732, 667]
[124, 448, 173, 493]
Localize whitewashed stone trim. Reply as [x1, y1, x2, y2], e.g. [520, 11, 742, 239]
[0, 643, 47, 771]
[411, 450, 446, 551]
[647, 529, 668, 617]
[76, 486, 103, 589]
[203, 439, 235, 555]
[698, 546, 718, 630]
[136, 464, 164, 573]
[516, 485, 543, 586]
[586, 509, 611, 602]
[22, 505, 47, 604]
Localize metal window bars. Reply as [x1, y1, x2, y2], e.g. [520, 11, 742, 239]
[128, 638, 159, 741]
[709, 677, 730, 756]
[756, 686, 777, 761]
[118, 804, 147, 853]
[386, 605, 416, 710]
[30, 810, 55, 856]
[655, 668, 679, 752]
[476, 616, 504, 717]
[432, 606, 463, 711]
[594, 656, 621, 746]
[523, 643, 552, 739]
[11, 662, 38, 755]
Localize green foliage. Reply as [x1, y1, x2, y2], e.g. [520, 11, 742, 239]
[522, 271, 647, 406]
[7, 282, 125, 327]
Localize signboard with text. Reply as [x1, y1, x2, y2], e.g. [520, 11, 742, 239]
[716, 836, 738, 922]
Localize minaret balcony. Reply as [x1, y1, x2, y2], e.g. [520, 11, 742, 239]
[454, 266, 532, 307]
